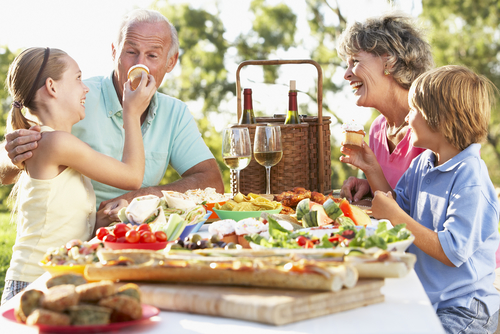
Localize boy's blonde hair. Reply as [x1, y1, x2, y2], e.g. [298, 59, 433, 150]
[6, 47, 68, 131]
[409, 65, 496, 151]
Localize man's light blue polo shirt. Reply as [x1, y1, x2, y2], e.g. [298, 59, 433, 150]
[72, 72, 215, 206]
[395, 144, 500, 315]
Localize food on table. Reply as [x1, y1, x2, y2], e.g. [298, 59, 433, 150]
[98, 295, 143, 322]
[116, 193, 208, 242]
[41, 240, 103, 266]
[46, 272, 88, 288]
[67, 304, 112, 326]
[234, 218, 269, 248]
[76, 280, 116, 302]
[116, 283, 141, 301]
[14, 289, 44, 322]
[208, 219, 238, 244]
[183, 187, 231, 204]
[14, 274, 144, 326]
[127, 64, 149, 90]
[246, 217, 412, 251]
[41, 284, 79, 312]
[87, 249, 358, 292]
[168, 233, 241, 251]
[295, 197, 371, 228]
[26, 308, 71, 326]
[215, 192, 281, 211]
[341, 119, 366, 146]
[273, 187, 340, 214]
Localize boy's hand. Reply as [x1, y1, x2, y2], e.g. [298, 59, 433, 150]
[372, 190, 400, 222]
[122, 72, 157, 117]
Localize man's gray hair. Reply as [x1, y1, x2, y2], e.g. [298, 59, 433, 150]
[116, 9, 179, 62]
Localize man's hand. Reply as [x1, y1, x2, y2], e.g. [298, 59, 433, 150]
[5, 125, 41, 169]
[94, 199, 128, 236]
[340, 177, 371, 203]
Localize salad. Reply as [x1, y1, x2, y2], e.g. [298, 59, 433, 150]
[245, 217, 412, 250]
[41, 240, 104, 266]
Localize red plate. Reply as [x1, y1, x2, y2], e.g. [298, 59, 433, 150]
[104, 241, 167, 251]
[2, 304, 159, 333]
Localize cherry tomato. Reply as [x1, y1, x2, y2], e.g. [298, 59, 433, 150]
[137, 224, 152, 233]
[125, 230, 140, 243]
[154, 231, 167, 242]
[113, 223, 130, 238]
[116, 237, 127, 243]
[103, 234, 116, 243]
[96, 227, 109, 241]
[296, 236, 308, 247]
[140, 231, 156, 243]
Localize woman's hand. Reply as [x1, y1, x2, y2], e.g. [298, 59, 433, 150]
[339, 142, 378, 172]
[340, 177, 371, 203]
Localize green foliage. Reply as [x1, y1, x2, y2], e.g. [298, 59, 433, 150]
[421, 0, 500, 185]
[0, 212, 15, 296]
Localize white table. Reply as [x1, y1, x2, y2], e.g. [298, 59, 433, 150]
[0, 269, 444, 334]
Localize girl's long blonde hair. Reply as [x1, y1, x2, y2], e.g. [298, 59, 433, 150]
[5, 47, 68, 223]
[6, 47, 68, 132]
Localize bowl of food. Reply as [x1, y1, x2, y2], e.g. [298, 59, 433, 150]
[39, 263, 86, 276]
[204, 202, 226, 219]
[104, 240, 168, 251]
[213, 207, 282, 221]
[179, 211, 212, 240]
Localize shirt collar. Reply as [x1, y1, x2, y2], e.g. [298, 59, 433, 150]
[425, 143, 481, 172]
[103, 70, 158, 122]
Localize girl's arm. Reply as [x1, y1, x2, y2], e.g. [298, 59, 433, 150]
[372, 191, 455, 267]
[47, 73, 156, 189]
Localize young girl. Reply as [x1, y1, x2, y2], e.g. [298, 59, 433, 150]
[340, 65, 500, 333]
[1, 47, 156, 304]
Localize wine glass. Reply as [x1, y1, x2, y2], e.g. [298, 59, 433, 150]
[253, 125, 283, 194]
[222, 127, 252, 196]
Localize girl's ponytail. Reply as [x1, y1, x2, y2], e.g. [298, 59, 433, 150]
[6, 47, 67, 131]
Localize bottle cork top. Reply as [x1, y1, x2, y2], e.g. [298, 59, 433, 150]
[290, 80, 296, 91]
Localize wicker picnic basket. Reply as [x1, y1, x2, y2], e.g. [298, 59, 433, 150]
[230, 59, 332, 195]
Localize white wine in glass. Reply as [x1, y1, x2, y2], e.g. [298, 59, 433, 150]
[222, 127, 252, 196]
[254, 125, 283, 194]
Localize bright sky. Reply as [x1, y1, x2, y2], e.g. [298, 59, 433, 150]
[0, 0, 422, 139]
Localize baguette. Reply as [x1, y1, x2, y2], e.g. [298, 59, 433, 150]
[86, 263, 352, 292]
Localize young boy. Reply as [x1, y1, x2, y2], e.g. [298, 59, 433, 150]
[340, 65, 500, 333]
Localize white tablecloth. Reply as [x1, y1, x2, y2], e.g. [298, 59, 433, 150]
[0, 269, 444, 334]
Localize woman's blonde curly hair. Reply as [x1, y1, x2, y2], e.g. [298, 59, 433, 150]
[337, 12, 434, 90]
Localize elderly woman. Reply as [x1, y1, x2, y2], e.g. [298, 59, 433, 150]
[337, 12, 433, 202]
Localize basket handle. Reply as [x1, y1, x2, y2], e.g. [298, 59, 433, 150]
[236, 59, 323, 122]
[235, 59, 326, 193]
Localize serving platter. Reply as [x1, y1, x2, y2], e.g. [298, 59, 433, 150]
[2, 304, 159, 333]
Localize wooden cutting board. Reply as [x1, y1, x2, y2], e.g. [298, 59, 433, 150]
[137, 279, 384, 326]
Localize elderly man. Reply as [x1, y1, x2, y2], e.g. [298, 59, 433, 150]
[0, 9, 223, 222]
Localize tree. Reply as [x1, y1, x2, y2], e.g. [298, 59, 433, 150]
[420, 0, 500, 185]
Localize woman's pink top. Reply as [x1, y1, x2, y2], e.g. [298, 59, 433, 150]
[369, 115, 425, 189]
[369, 114, 500, 268]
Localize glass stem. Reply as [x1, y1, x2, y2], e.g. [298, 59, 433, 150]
[265, 166, 271, 195]
[235, 169, 240, 196]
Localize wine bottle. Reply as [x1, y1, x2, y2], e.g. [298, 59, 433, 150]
[284, 80, 301, 124]
[239, 88, 256, 124]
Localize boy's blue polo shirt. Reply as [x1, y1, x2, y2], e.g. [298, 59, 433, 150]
[72, 72, 215, 206]
[395, 144, 500, 315]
